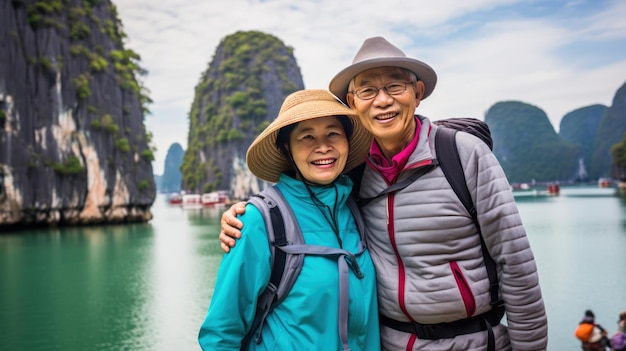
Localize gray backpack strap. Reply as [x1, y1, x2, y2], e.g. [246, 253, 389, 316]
[255, 186, 305, 301]
[279, 244, 363, 351]
[275, 197, 368, 351]
[244, 186, 366, 351]
[242, 186, 304, 350]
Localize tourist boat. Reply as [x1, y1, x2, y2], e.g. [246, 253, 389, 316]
[598, 178, 612, 188]
[201, 191, 229, 207]
[168, 192, 183, 205]
[181, 194, 202, 209]
[546, 183, 560, 196]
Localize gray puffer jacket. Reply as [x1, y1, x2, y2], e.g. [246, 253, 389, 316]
[359, 116, 548, 351]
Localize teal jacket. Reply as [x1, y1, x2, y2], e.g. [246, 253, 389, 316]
[198, 174, 380, 350]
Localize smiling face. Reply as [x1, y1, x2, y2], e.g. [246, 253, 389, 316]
[287, 116, 349, 185]
[346, 66, 425, 157]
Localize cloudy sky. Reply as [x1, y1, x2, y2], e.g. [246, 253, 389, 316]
[114, 0, 626, 175]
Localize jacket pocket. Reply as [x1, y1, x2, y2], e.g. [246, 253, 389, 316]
[450, 261, 476, 317]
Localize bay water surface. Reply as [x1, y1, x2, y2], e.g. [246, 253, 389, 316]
[1, 185, 625, 350]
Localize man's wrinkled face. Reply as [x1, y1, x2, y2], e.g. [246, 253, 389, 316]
[347, 67, 424, 147]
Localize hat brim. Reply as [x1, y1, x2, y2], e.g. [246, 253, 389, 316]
[246, 94, 372, 183]
[329, 57, 437, 103]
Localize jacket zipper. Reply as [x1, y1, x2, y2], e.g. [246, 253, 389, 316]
[375, 159, 436, 323]
[386, 192, 415, 322]
[451, 261, 476, 317]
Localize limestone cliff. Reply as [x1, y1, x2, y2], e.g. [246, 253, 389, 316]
[160, 143, 183, 194]
[591, 81, 626, 179]
[559, 104, 606, 181]
[181, 31, 304, 200]
[0, 0, 156, 228]
[486, 101, 579, 183]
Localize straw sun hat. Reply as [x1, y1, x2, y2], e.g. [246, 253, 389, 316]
[246, 89, 372, 183]
[329, 36, 437, 103]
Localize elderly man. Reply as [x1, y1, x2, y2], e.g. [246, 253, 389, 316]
[220, 37, 548, 350]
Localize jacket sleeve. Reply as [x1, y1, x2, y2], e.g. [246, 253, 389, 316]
[458, 132, 549, 350]
[198, 205, 271, 350]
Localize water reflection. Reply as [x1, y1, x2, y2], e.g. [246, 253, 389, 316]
[2, 189, 625, 350]
[1, 223, 156, 350]
[185, 206, 226, 224]
[0, 200, 224, 351]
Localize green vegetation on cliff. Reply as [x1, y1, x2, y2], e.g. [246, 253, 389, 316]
[486, 101, 579, 183]
[483, 95, 625, 184]
[611, 133, 626, 181]
[181, 31, 302, 193]
[20, 0, 154, 152]
[1, 0, 157, 227]
[591, 82, 626, 179]
[559, 104, 606, 179]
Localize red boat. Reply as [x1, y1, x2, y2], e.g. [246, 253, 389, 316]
[168, 193, 183, 205]
[546, 183, 560, 196]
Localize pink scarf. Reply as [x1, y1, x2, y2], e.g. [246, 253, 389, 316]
[368, 116, 421, 184]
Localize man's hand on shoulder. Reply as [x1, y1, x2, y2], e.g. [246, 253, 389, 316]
[219, 202, 246, 253]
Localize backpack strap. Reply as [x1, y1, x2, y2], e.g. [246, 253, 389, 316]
[435, 127, 502, 309]
[277, 242, 365, 351]
[242, 186, 367, 351]
[431, 116, 493, 150]
[242, 186, 304, 350]
[435, 126, 504, 351]
[357, 163, 437, 207]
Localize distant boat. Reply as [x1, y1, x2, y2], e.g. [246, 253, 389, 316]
[546, 183, 560, 196]
[168, 193, 183, 205]
[201, 191, 229, 207]
[182, 194, 202, 209]
[598, 178, 612, 188]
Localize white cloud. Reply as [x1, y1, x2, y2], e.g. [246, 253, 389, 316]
[114, 0, 626, 174]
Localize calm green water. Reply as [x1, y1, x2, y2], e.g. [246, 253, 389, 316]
[0, 198, 223, 351]
[1, 186, 625, 351]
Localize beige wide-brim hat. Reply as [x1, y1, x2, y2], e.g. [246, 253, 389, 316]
[246, 89, 372, 183]
[329, 36, 437, 103]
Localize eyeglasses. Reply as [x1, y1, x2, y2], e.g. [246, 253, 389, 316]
[350, 82, 414, 100]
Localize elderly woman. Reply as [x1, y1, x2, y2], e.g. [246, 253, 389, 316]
[198, 90, 379, 351]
